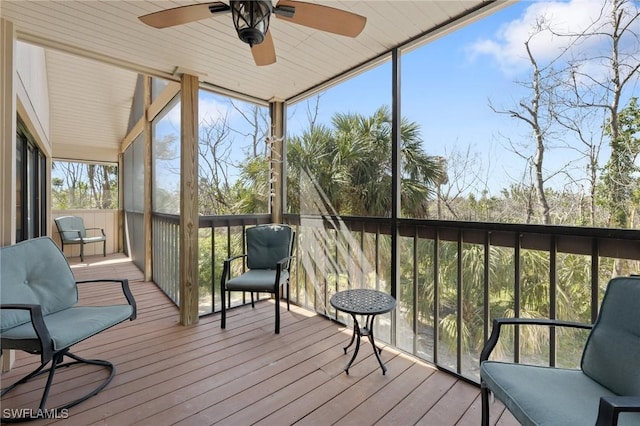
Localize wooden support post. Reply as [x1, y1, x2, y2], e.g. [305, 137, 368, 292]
[1, 18, 16, 247]
[118, 153, 125, 254]
[179, 73, 199, 326]
[1, 18, 17, 372]
[143, 76, 153, 282]
[269, 100, 285, 224]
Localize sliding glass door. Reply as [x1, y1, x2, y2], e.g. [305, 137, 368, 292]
[16, 118, 47, 242]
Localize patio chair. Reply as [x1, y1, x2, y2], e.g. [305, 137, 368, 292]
[220, 224, 295, 334]
[480, 275, 640, 426]
[54, 215, 107, 262]
[0, 237, 136, 423]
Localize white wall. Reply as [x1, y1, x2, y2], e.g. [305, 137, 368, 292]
[15, 41, 55, 237]
[15, 41, 51, 151]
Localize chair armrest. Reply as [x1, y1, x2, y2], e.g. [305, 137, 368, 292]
[223, 253, 247, 265]
[222, 253, 248, 273]
[480, 318, 593, 362]
[0, 304, 53, 365]
[221, 254, 248, 287]
[271, 255, 296, 292]
[84, 227, 106, 237]
[596, 396, 640, 426]
[276, 254, 296, 270]
[76, 279, 137, 320]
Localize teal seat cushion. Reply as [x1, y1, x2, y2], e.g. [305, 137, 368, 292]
[1, 305, 134, 351]
[481, 362, 640, 426]
[226, 269, 289, 292]
[63, 235, 106, 244]
[0, 237, 78, 331]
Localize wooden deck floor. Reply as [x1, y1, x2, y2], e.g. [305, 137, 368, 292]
[1, 254, 517, 425]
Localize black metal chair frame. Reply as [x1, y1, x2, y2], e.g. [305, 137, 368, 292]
[1, 279, 136, 423]
[220, 228, 295, 334]
[54, 216, 107, 262]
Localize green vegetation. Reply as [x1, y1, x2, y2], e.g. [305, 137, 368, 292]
[601, 97, 640, 228]
[287, 106, 444, 217]
[52, 161, 118, 210]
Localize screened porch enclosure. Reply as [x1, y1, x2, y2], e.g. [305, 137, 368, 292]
[4, 0, 640, 410]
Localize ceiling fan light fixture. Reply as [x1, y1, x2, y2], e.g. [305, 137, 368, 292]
[230, 0, 272, 47]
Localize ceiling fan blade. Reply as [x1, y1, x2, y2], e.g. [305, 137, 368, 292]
[274, 0, 366, 38]
[251, 30, 276, 66]
[139, 2, 230, 29]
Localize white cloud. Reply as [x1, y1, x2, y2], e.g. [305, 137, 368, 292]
[199, 97, 234, 125]
[165, 96, 236, 127]
[468, 0, 637, 76]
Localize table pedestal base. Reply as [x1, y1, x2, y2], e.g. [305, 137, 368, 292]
[342, 313, 387, 375]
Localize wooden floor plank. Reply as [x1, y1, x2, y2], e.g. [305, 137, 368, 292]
[1, 254, 519, 425]
[108, 320, 344, 425]
[374, 364, 458, 425]
[416, 379, 481, 425]
[334, 359, 437, 426]
[296, 352, 414, 426]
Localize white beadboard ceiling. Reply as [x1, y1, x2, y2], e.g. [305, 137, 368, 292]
[44, 49, 137, 160]
[2, 1, 510, 158]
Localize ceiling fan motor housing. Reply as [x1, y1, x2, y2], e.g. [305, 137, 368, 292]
[231, 0, 272, 46]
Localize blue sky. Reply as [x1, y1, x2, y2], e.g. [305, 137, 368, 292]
[284, 0, 639, 196]
[284, 1, 534, 193]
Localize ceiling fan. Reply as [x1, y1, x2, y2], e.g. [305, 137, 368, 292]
[139, 1, 367, 66]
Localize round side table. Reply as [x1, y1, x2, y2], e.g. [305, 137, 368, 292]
[330, 289, 396, 375]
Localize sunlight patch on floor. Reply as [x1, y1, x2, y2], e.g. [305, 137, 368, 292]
[68, 253, 131, 269]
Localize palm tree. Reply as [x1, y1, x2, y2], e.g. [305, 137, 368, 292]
[287, 105, 444, 217]
[287, 123, 353, 214]
[431, 244, 593, 368]
[232, 156, 269, 214]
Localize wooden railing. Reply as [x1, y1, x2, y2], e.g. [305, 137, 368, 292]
[283, 214, 640, 382]
[151, 213, 181, 304]
[151, 213, 271, 311]
[148, 212, 640, 382]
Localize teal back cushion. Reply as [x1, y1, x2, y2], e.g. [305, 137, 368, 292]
[581, 276, 640, 396]
[0, 237, 78, 331]
[246, 224, 292, 270]
[55, 216, 86, 240]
